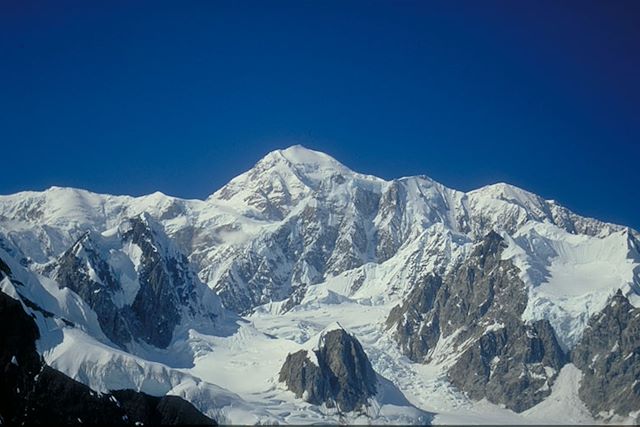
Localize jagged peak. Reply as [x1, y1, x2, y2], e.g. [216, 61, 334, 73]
[321, 320, 347, 334]
[118, 212, 168, 249]
[469, 229, 507, 259]
[594, 288, 634, 318]
[300, 322, 349, 355]
[484, 229, 505, 242]
[119, 211, 159, 231]
[66, 230, 101, 255]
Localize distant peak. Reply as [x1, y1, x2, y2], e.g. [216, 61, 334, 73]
[281, 143, 311, 153]
[261, 145, 349, 172]
[46, 185, 81, 193]
[469, 182, 543, 205]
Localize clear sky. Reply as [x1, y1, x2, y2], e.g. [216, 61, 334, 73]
[1, 1, 638, 229]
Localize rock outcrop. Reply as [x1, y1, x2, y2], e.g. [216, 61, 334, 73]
[279, 327, 378, 412]
[572, 290, 640, 417]
[386, 231, 567, 412]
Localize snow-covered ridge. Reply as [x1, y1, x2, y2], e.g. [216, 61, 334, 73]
[0, 144, 635, 318]
[0, 144, 636, 322]
[0, 145, 629, 291]
[1, 144, 639, 424]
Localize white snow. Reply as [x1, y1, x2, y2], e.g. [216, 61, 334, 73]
[1, 145, 638, 424]
[109, 240, 142, 307]
[502, 223, 639, 349]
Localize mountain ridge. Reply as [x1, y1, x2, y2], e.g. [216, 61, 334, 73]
[0, 146, 632, 313]
[2, 145, 625, 228]
[0, 145, 639, 424]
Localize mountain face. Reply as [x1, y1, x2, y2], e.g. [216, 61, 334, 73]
[50, 213, 223, 349]
[202, 149, 625, 315]
[572, 290, 640, 416]
[0, 147, 625, 317]
[386, 231, 567, 412]
[0, 145, 639, 424]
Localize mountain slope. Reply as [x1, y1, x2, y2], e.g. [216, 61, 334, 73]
[0, 260, 215, 425]
[0, 145, 639, 424]
[49, 213, 223, 349]
[1, 146, 629, 315]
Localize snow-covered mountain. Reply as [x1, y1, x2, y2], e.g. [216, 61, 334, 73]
[1, 145, 639, 424]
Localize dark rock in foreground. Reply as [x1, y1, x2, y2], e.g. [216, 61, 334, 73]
[279, 327, 377, 413]
[111, 389, 215, 426]
[0, 276, 215, 425]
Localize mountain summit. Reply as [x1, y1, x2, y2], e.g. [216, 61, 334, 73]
[210, 145, 368, 220]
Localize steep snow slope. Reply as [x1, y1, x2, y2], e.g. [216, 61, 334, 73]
[502, 223, 640, 349]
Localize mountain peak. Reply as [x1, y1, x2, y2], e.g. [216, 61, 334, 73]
[208, 146, 357, 218]
[259, 145, 350, 175]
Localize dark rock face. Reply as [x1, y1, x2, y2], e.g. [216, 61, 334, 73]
[0, 288, 215, 425]
[279, 329, 378, 412]
[448, 320, 566, 413]
[0, 284, 43, 424]
[23, 367, 215, 425]
[386, 273, 444, 362]
[0, 256, 11, 277]
[386, 231, 567, 412]
[122, 216, 187, 348]
[111, 390, 215, 426]
[54, 231, 133, 347]
[572, 290, 640, 416]
[54, 214, 212, 349]
[374, 181, 405, 263]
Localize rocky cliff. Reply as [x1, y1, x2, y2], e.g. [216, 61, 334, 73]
[52, 213, 221, 349]
[572, 290, 640, 416]
[386, 231, 567, 412]
[279, 326, 378, 412]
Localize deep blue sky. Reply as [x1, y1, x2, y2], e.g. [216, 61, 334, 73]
[1, 1, 638, 229]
